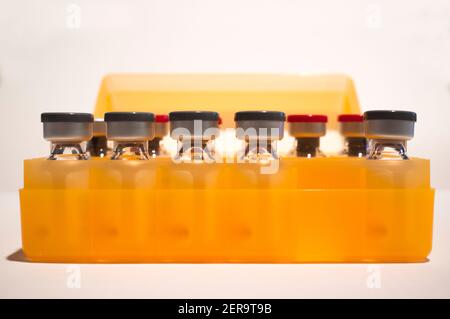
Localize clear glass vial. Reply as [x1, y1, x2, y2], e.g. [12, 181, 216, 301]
[235, 111, 286, 162]
[337, 114, 367, 157]
[364, 110, 417, 160]
[148, 114, 169, 157]
[87, 119, 108, 157]
[104, 112, 155, 160]
[287, 114, 327, 158]
[41, 112, 93, 160]
[169, 111, 220, 162]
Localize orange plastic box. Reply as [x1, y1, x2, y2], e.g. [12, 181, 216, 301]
[19, 74, 435, 263]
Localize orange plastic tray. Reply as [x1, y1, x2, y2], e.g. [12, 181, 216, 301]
[20, 157, 434, 263]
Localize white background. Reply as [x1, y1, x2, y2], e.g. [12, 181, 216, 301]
[0, 0, 450, 299]
[0, 0, 449, 190]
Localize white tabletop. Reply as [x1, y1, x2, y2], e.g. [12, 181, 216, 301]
[1, 190, 449, 299]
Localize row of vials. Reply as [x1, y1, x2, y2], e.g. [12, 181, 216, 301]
[40, 110, 417, 161]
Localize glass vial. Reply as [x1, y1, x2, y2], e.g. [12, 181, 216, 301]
[364, 110, 417, 160]
[287, 114, 327, 158]
[234, 111, 286, 162]
[148, 114, 169, 157]
[104, 112, 155, 160]
[87, 120, 108, 157]
[41, 112, 93, 160]
[169, 111, 220, 162]
[337, 114, 367, 157]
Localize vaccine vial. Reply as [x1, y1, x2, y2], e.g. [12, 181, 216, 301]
[234, 111, 286, 162]
[364, 110, 417, 160]
[337, 114, 367, 157]
[169, 111, 220, 162]
[104, 112, 155, 160]
[41, 112, 93, 160]
[148, 114, 169, 157]
[87, 119, 108, 157]
[287, 114, 327, 158]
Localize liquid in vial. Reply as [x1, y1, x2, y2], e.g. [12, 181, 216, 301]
[41, 112, 94, 160]
[104, 112, 155, 160]
[287, 114, 327, 158]
[337, 114, 367, 157]
[169, 111, 220, 162]
[364, 110, 417, 160]
[234, 111, 286, 162]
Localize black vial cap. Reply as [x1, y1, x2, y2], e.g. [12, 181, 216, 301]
[364, 110, 417, 122]
[234, 111, 286, 121]
[104, 112, 155, 122]
[41, 112, 94, 123]
[169, 111, 219, 121]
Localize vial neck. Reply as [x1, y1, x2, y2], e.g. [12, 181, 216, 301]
[296, 137, 320, 158]
[48, 142, 88, 160]
[244, 138, 279, 161]
[368, 138, 408, 160]
[111, 141, 150, 160]
[176, 138, 215, 162]
[345, 137, 367, 157]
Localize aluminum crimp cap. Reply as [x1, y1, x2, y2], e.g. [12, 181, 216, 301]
[41, 112, 94, 143]
[364, 110, 417, 140]
[169, 111, 220, 140]
[287, 114, 327, 138]
[104, 112, 155, 142]
[337, 114, 365, 138]
[235, 111, 286, 140]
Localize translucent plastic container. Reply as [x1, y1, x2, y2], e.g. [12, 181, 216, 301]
[19, 74, 434, 263]
[20, 157, 434, 263]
